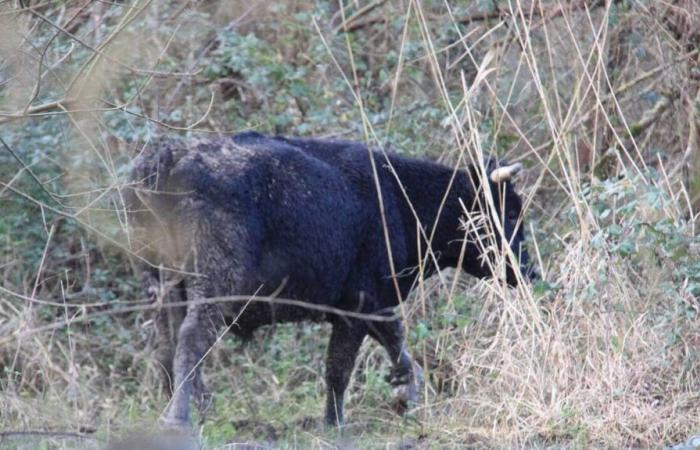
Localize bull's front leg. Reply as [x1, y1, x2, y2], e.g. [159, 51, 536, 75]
[147, 272, 187, 396]
[368, 319, 423, 412]
[324, 319, 367, 427]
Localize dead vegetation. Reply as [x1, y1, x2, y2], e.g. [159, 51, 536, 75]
[0, 0, 699, 448]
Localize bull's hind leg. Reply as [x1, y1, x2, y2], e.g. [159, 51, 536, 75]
[368, 319, 423, 412]
[147, 272, 187, 396]
[324, 319, 367, 426]
[163, 283, 224, 427]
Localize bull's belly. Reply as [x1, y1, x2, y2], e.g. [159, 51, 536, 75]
[223, 302, 327, 338]
[213, 271, 347, 337]
[212, 252, 368, 337]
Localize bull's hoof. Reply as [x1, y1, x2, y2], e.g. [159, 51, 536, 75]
[161, 417, 192, 434]
[323, 412, 346, 429]
[323, 417, 344, 429]
[194, 389, 213, 418]
[193, 378, 213, 418]
[391, 363, 424, 415]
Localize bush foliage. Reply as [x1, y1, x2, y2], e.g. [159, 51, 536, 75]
[0, 0, 698, 448]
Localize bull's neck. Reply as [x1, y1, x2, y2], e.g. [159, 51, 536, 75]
[384, 153, 471, 272]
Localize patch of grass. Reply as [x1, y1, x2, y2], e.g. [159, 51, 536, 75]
[1, 0, 700, 448]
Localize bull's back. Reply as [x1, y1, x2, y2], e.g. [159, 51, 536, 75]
[163, 133, 367, 307]
[247, 138, 367, 305]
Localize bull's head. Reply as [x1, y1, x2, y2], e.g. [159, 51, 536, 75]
[489, 162, 537, 285]
[452, 160, 538, 287]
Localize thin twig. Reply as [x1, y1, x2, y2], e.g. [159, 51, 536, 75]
[1, 292, 400, 346]
[0, 136, 64, 207]
[333, 0, 387, 34]
[0, 430, 100, 441]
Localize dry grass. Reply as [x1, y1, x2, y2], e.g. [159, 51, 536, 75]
[1, 0, 699, 449]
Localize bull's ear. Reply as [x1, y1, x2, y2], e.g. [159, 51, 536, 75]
[489, 162, 523, 183]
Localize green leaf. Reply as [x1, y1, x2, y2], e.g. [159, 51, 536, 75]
[414, 322, 430, 341]
[607, 224, 623, 237]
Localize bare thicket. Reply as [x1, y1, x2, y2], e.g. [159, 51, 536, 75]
[0, 1, 698, 448]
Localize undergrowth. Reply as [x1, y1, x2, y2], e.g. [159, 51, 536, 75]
[1, 1, 699, 449]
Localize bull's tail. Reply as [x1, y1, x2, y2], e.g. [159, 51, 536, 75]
[130, 137, 189, 192]
[125, 137, 193, 266]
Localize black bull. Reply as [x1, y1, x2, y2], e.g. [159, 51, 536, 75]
[125, 132, 536, 427]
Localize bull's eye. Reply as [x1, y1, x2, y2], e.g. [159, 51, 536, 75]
[507, 210, 519, 221]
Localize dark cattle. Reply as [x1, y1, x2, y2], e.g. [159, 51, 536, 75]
[125, 131, 534, 427]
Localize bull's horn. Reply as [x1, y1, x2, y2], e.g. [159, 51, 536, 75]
[489, 162, 523, 183]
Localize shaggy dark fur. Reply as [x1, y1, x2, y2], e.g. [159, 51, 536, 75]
[126, 131, 534, 427]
